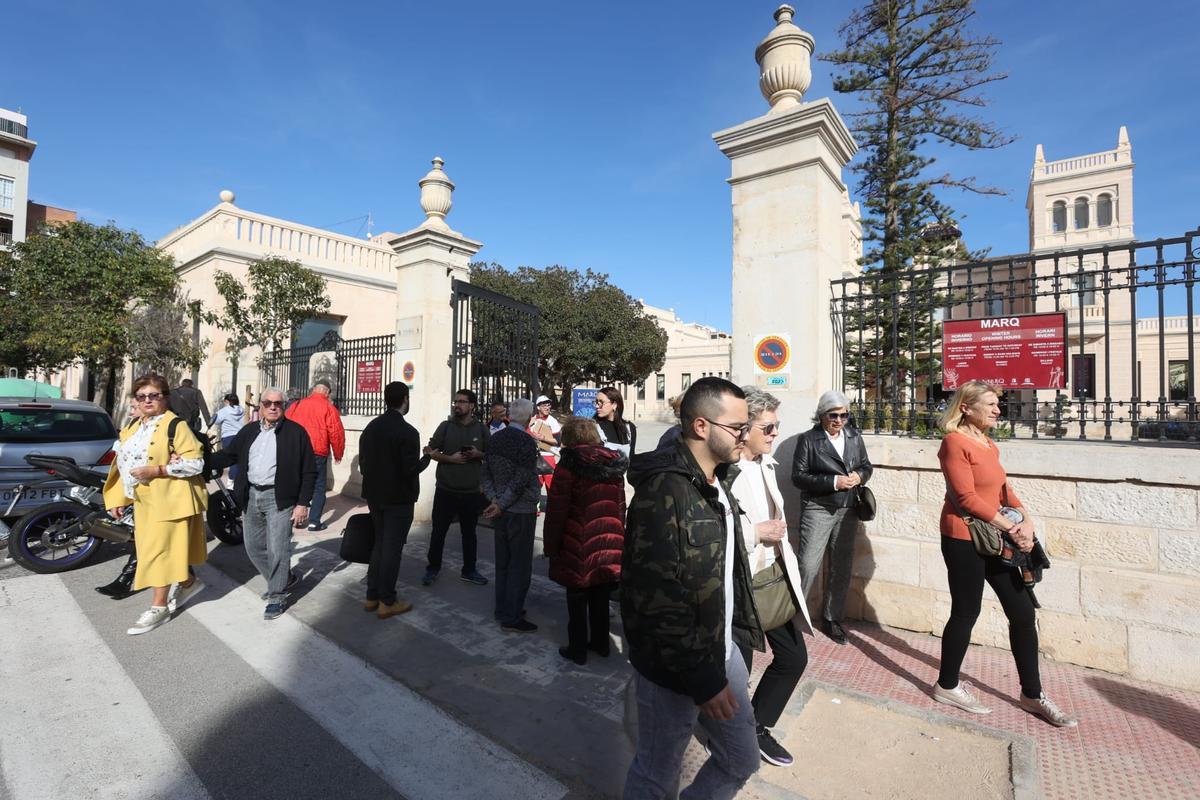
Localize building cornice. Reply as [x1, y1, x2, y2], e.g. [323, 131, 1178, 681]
[174, 246, 397, 290]
[713, 98, 858, 168]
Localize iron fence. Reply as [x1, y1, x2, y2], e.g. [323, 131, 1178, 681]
[830, 228, 1198, 444]
[451, 279, 540, 421]
[259, 330, 395, 416]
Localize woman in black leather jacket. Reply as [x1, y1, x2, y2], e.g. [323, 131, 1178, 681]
[791, 390, 873, 644]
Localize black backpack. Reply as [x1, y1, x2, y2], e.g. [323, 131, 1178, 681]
[166, 417, 221, 480]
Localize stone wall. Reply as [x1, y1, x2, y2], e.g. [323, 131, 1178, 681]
[829, 435, 1200, 691]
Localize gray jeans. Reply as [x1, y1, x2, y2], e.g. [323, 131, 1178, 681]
[623, 653, 759, 800]
[797, 501, 861, 622]
[243, 487, 294, 603]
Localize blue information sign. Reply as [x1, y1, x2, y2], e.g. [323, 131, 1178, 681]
[572, 388, 599, 418]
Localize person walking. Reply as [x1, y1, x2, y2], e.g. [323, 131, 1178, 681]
[285, 380, 346, 531]
[481, 398, 542, 633]
[933, 381, 1077, 727]
[621, 377, 763, 800]
[168, 378, 211, 435]
[212, 393, 245, 481]
[102, 375, 208, 635]
[730, 388, 810, 767]
[543, 417, 627, 665]
[422, 389, 490, 587]
[593, 386, 637, 458]
[211, 387, 317, 620]
[359, 382, 430, 619]
[791, 390, 873, 645]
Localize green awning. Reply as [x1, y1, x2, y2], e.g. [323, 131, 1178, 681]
[0, 378, 64, 399]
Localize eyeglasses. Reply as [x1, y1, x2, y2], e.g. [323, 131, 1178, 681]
[594, 399, 610, 407]
[704, 418, 752, 441]
[754, 422, 781, 436]
[260, 399, 284, 408]
[826, 412, 850, 421]
[134, 392, 163, 402]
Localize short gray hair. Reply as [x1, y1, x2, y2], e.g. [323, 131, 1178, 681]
[261, 386, 285, 400]
[508, 398, 535, 425]
[813, 390, 850, 423]
[741, 386, 781, 422]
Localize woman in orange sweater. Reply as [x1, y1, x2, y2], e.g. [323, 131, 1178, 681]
[932, 381, 1077, 727]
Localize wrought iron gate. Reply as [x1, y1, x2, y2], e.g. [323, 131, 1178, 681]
[259, 330, 395, 416]
[450, 279, 540, 418]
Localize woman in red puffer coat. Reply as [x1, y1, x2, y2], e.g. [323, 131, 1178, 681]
[544, 416, 628, 665]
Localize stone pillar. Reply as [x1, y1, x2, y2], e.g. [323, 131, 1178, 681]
[383, 157, 482, 521]
[713, 4, 857, 420]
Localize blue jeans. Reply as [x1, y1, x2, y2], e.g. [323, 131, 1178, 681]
[623, 653, 759, 800]
[242, 487, 294, 603]
[310, 455, 329, 525]
[493, 511, 536, 625]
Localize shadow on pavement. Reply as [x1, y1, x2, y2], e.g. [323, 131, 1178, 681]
[1085, 675, 1200, 750]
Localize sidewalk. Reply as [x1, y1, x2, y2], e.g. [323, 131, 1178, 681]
[265, 494, 1198, 799]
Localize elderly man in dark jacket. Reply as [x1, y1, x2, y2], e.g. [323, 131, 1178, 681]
[358, 382, 429, 618]
[621, 377, 765, 800]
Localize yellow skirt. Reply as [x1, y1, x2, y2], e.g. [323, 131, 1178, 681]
[132, 504, 208, 590]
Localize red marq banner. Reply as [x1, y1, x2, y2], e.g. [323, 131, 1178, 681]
[356, 359, 384, 393]
[942, 313, 1066, 390]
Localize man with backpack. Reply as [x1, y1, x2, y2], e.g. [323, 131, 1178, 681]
[421, 389, 490, 586]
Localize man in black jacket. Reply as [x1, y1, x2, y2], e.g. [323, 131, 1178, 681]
[358, 382, 429, 618]
[211, 387, 317, 620]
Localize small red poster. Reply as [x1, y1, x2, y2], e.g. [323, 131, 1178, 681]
[942, 313, 1066, 390]
[356, 359, 384, 393]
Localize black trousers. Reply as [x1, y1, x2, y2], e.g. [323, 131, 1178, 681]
[738, 618, 809, 728]
[366, 502, 414, 605]
[427, 488, 484, 573]
[565, 584, 613, 654]
[938, 536, 1042, 698]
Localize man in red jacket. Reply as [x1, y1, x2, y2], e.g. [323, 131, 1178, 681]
[285, 381, 346, 531]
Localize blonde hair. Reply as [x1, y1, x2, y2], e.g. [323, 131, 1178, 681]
[939, 381, 1000, 432]
[561, 416, 602, 447]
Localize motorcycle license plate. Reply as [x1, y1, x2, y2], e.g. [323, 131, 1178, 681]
[0, 488, 63, 506]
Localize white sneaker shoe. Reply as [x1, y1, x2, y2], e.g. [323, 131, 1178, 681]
[127, 606, 171, 635]
[1019, 693, 1079, 727]
[167, 579, 206, 613]
[933, 681, 992, 714]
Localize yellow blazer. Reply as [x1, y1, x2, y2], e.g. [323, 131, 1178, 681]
[103, 411, 208, 522]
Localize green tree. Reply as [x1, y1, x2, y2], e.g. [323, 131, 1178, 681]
[470, 263, 668, 407]
[126, 290, 210, 379]
[212, 256, 331, 387]
[822, 0, 1011, 411]
[0, 221, 179, 412]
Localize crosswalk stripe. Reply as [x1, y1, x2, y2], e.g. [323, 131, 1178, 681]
[188, 562, 568, 800]
[0, 575, 210, 800]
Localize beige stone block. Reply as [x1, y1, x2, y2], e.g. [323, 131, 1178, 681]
[917, 472, 948, 507]
[852, 535, 921, 586]
[1076, 483, 1198, 531]
[867, 468, 920, 502]
[1037, 610, 1128, 674]
[918, 541, 950, 593]
[1034, 561, 1082, 615]
[859, 580, 937, 634]
[1081, 567, 1200, 635]
[933, 592, 1009, 649]
[1008, 476, 1077, 519]
[865, 502, 941, 542]
[1129, 627, 1200, 691]
[1160, 532, 1200, 577]
[1044, 520, 1156, 569]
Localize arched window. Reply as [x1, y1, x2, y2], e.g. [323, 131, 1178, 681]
[1074, 197, 1089, 230]
[1096, 194, 1113, 227]
[1051, 201, 1067, 233]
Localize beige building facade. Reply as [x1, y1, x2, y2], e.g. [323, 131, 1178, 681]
[622, 303, 732, 422]
[0, 106, 34, 248]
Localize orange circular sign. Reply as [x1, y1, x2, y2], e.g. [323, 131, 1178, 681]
[754, 336, 790, 373]
[402, 361, 415, 382]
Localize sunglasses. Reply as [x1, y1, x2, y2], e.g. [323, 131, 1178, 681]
[260, 399, 284, 408]
[134, 392, 163, 402]
[754, 422, 781, 436]
[704, 418, 752, 441]
[826, 412, 850, 421]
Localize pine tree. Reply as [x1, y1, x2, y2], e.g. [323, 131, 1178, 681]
[822, 0, 1012, 423]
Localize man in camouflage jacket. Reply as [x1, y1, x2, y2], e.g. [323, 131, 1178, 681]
[621, 378, 765, 800]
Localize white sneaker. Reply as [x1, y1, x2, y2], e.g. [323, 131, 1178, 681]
[127, 606, 171, 636]
[932, 681, 992, 714]
[167, 579, 206, 613]
[1019, 693, 1079, 727]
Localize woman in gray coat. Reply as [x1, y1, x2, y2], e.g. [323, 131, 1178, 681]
[791, 390, 873, 644]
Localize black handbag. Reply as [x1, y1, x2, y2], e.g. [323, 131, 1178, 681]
[339, 513, 375, 564]
[855, 485, 877, 522]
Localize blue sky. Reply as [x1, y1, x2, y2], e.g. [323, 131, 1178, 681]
[6, 0, 1198, 330]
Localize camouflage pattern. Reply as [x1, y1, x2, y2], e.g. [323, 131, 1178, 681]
[620, 439, 765, 705]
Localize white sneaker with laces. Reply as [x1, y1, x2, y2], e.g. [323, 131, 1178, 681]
[932, 681, 992, 714]
[1019, 693, 1079, 727]
[127, 606, 171, 636]
[167, 579, 206, 613]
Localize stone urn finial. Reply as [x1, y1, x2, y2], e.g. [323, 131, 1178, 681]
[419, 156, 455, 230]
[755, 4, 815, 113]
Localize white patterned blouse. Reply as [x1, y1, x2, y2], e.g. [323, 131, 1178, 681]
[113, 414, 204, 501]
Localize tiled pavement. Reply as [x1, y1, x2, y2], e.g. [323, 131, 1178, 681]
[753, 620, 1200, 800]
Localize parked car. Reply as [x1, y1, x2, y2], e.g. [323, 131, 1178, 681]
[0, 397, 117, 523]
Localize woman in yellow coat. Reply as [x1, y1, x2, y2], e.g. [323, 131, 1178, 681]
[103, 374, 209, 635]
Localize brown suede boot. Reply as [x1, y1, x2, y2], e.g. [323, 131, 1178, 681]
[377, 599, 413, 619]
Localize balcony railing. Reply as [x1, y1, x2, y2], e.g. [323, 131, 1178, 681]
[0, 118, 29, 139]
